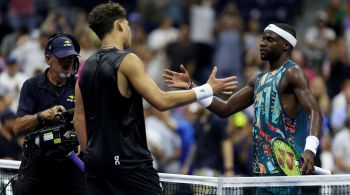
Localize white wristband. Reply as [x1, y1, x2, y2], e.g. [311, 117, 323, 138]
[304, 136, 319, 155]
[192, 83, 213, 101]
[198, 96, 213, 107]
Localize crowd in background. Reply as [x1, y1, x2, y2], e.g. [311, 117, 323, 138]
[0, 0, 350, 177]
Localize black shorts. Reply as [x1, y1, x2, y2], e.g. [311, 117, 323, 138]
[87, 177, 160, 195]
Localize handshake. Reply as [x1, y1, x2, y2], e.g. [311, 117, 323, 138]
[163, 65, 238, 107]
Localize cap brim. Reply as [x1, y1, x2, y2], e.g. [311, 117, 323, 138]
[54, 49, 79, 58]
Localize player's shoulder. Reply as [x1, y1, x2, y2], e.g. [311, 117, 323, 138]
[283, 61, 308, 85]
[284, 61, 305, 77]
[120, 52, 144, 71]
[122, 52, 141, 63]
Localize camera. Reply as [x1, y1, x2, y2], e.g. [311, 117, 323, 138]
[24, 109, 79, 161]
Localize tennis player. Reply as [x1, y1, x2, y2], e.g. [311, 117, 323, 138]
[164, 23, 322, 177]
[73, 2, 236, 195]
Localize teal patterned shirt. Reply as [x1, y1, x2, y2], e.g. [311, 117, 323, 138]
[252, 60, 308, 175]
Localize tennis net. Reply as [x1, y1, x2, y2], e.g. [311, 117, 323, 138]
[1, 159, 350, 195]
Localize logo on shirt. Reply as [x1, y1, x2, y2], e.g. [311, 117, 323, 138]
[114, 155, 120, 166]
[67, 95, 75, 103]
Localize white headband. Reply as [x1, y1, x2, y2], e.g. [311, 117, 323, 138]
[264, 24, 297, 47]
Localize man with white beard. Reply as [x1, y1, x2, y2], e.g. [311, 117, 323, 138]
[13, 33, 87, 195]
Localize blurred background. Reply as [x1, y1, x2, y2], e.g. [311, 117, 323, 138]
[0, 0, 350, 177]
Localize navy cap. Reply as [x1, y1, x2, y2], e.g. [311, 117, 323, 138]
[1, 109, 15, 123]
[45, 36, 79, 58]
[5, 55, 17, 65]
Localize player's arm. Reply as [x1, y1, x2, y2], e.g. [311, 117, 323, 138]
[285, 66, 322, 174]
[73, 82, 87, 152]
[286, 66, 322, 138]
[120, 53, 236, 111]
[208, 80, 255, 118]
[163, 65, 255, 118]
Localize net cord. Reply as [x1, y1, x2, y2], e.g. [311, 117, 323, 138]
[0, 160, 349, 189]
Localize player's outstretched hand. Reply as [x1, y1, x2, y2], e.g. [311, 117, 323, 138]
[301, 150, 315, 175]
[163, 64, 191, 89]
[207, 66, 237, 95]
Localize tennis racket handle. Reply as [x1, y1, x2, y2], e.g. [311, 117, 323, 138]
[313, 166, 331, 175]
[67, 151, 85, 172]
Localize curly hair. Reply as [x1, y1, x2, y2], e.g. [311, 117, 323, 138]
[88, 2, 127, 40]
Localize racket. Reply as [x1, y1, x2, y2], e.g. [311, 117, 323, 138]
[270, 137, 331, 176]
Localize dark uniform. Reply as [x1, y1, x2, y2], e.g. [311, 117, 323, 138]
[14, 69, 86, 195]
[78, 48, 162, 195]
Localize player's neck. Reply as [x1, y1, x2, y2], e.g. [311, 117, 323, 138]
[101, 36, 124, 50]
[269, 54, 290, 71]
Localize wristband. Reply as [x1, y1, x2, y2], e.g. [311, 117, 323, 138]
[192, 83, 213, 101]
[304, 136, 319, 155]
[198, 96, 213, 107]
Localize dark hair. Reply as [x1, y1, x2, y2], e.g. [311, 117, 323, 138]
[274, 23, 296, 39]
[88, 2, 127, 40]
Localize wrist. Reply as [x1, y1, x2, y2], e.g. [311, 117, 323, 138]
[192, 83, 213, 101]
[304, 135, 319, 155]
[186, 80, 193, 90]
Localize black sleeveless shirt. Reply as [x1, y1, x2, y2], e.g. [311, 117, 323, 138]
[78, 48, 161, 192]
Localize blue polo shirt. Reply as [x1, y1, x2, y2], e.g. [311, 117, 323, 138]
[17, 69, 76, 119]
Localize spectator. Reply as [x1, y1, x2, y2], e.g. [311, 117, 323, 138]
[10, 30, 50, 76]
[243, 19, 261, 55]
[331, 117, 350, 173]
[166, 24, 196, 75]
[228, 112, 253, 176]
[213, 2, 243, 81]
[325, 38, 350, 98]
[7, 0, 36, 30]
[331, 79, 350, 131]
[75, 26, 97, 66]
[0, 109, 22, 160]
[0, 56, 28, 113]
[304, 11, 336, 72]
[172, 103, 197, 167]
[147, 16, 179, 86]
[189, 0, 215, 83]
[0, 26, 28, 57]
[182, 109, 233, 177]
[145, 106, 181, 173]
